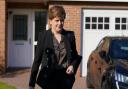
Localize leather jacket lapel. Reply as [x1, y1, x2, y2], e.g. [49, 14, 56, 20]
[45, 30, 57, 65]
[46, 30, 54, 49]
[46, 29, 72, 66]
[63, 32, 72, 64]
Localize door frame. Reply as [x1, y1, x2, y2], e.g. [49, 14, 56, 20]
[7, 9, 47, 68]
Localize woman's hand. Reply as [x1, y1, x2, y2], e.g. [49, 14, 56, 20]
[66, 65, 74, 75]
[29, 86, 34, 89]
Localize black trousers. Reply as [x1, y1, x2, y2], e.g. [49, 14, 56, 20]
[42, 69, 75, 89]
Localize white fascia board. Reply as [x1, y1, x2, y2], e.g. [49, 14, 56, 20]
[51, 0, 128, 2]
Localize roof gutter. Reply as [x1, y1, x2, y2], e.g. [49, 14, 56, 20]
[50, 0, 128, 2]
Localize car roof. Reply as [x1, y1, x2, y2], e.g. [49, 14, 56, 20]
[103, 36, 128, 41]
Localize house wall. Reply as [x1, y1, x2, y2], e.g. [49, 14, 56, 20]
[7, 2, 48, 9]
[4, 1, 128, 74]
[0, 0, 6, 73]
[49, 1, 128, 76]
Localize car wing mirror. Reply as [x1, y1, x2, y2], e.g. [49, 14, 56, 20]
[99, 51, 107, 59]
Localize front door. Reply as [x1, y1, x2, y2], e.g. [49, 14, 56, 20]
[7, 9, 47, 68]
[8, 10, 33, 67]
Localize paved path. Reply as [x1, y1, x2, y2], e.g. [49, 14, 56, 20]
[0, 68, 88, 89]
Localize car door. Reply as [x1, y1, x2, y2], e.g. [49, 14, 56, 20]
[95, 38, 110, 88]
[90, 38, 107, 89]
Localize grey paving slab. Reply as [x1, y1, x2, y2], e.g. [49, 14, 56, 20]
[0, 68, 88, 89]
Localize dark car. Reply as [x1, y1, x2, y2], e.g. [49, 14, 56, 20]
[86, 36, 128, 89]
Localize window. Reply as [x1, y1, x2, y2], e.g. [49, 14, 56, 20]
[85, 17, 110, 30]
[104, 17, 109, 29]
[115, 17, 128, 30]
[35, 11, 47, 41]
[13, 15, 28, 40]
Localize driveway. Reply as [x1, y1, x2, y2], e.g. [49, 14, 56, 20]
[0, 68, 88, 89]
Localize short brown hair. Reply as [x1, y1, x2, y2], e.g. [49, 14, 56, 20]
[48, 5, 66, 20]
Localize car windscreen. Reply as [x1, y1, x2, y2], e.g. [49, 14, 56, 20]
[109, 39, 128, 59]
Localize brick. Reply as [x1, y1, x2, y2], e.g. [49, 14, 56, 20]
[0, 0, 6, 73]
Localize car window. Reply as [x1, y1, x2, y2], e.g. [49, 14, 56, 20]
[109, 39, 128, 59]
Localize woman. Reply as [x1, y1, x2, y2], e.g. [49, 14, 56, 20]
[29, 5, 81, 89]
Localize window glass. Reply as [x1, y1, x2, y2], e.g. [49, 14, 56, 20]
[13, 15, 28, 40]
[92, 17, 97, 22]
[98, 17, 103, 22]
[115, 18, 120, 23]
[115, 17, 127, 30]
[85, 17, 109, 30]
[85, 24, 90, 29]
[115, 24, 120, 30]
[122, 18, 126, 23]
[98, 24, 103, 29]
[122, 24, 126, 30]
[104, 24, 109, 30]
[92, 24, 97, 29]
[86, 17, 90, 22]
[105, 17, 109, 23]
[35, 11, 47, 41]
[109, 39, 128, 59]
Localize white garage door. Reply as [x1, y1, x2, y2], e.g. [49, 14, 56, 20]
[82, 9, 128, 77]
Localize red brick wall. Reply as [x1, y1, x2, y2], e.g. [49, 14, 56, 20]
[64, 6, 81, 53]
[0, 0, 6, 73]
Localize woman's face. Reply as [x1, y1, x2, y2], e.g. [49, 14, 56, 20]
[50, 17, 64, 33]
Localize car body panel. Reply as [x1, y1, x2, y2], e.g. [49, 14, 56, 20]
[87, 36, 128, 89]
